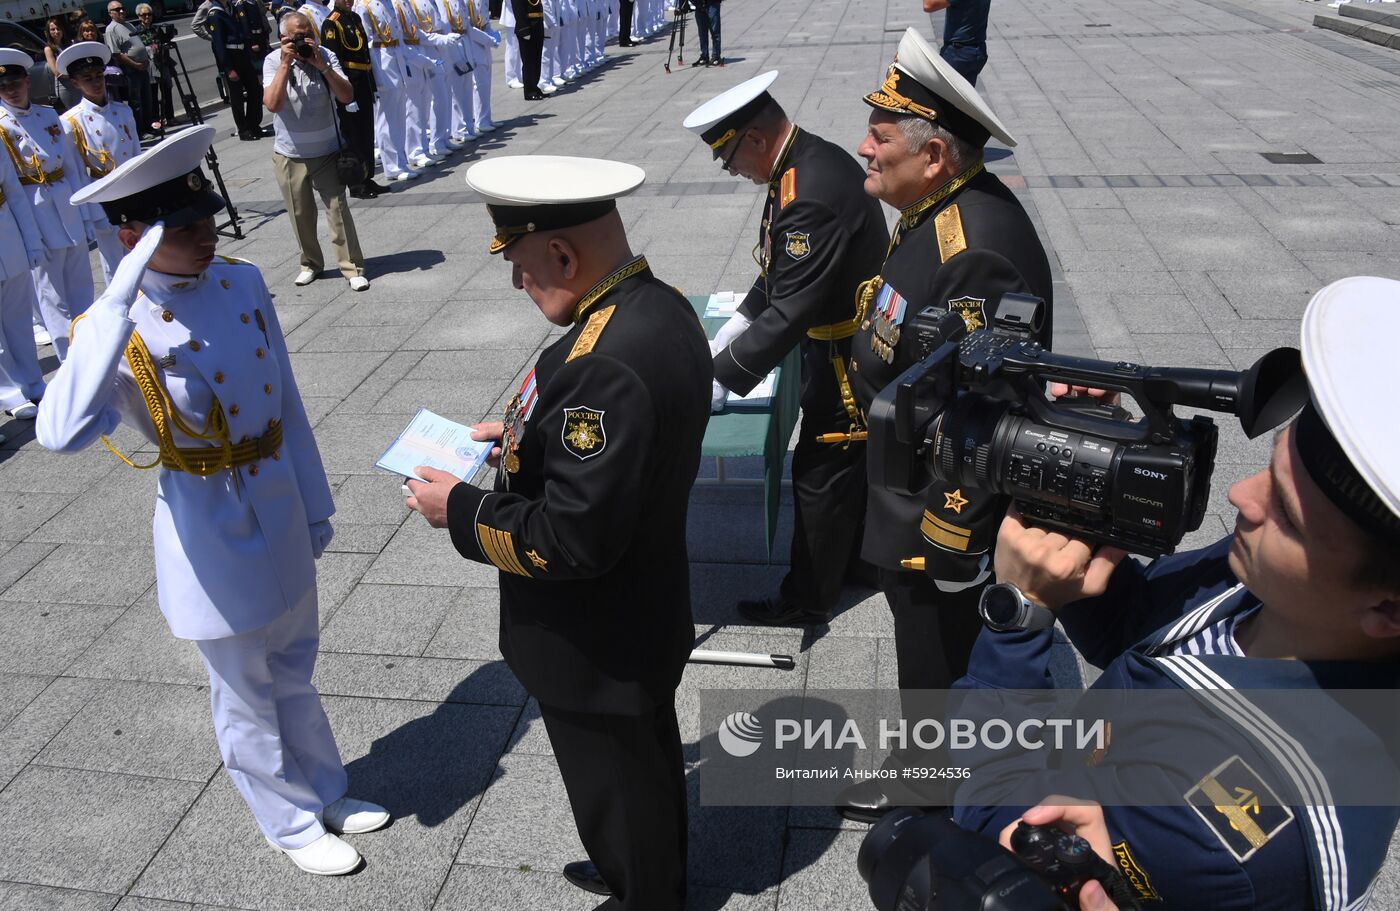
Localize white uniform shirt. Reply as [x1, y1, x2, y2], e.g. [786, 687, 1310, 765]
[398, 0, 464, 62]
[299, 0, 332, 28]
[37, 259, 335, 640]
[356, 0, 410, 87]
[0, 102, 95, 250]
[0, 144, 42, 282]
[60, 97, 142, 226]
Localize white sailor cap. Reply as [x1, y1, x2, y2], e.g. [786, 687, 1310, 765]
[56, 42, 111, 78]
[465, 155, 645, 255]
[682, 70, 779, 152]
[864, 27, 1016, 148]
[1294, 276, 1400, 543]
[71, 124, 226, 227]
[0, 48, 34, 80]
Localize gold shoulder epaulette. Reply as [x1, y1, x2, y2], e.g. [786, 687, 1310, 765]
[779, 167, 797, 209]
[566, 304, 615, 362]
[935, 204, 967, 263]
[216, 254, 256, 266]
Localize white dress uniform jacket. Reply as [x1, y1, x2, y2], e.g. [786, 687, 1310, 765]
[0, 150, 43, 413]
[356, 0, 413, 178]
[37, 259, 334, 640]
[299, 0, 332, 28]
[61, 96, 142, 281]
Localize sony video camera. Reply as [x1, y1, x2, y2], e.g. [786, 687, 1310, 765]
[859, 808, 1142, 911]
[867, 294, 1306, 556]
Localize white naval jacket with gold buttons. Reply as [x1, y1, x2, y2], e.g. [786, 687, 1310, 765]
[0, 101, 99, 250]
[37, 259, 335, 640]
[60, 97, 141, 223]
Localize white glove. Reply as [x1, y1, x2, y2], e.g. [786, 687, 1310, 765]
[711, 379, 729, 413]
[309, 519, 334, 559]
[111, 223, 165, 317]
[345, 101, 360, 112]
[711, 312, 752, 353]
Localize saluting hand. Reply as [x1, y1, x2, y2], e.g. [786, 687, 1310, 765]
[404, 466, 460, 528]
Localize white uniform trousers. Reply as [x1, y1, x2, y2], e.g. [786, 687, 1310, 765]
[95, 226, 127, 284]
[373, 74, 412, 178]
[0, 272, 43, 411]
[31, 243, 95, 363]
[470, 50, 492, 129]
[503, 28, 521, 82]
[195, 593, 348, 850]
[448, 64, 477, 139]
[424, 60, 455, 156]
[402, 58, 435, 160]
[542, 28, 562, 83]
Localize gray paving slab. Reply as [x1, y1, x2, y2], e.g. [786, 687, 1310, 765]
[0, 883, 119, 911]
[0, 540, 57, 596]
[320, 583, 463, 657]
[64, 596, 208, 687]
[312, 654, 528, 707]
[422, 587, 505, 662]
[433, 865, 596, 911]
[0, 677, 101, 790]
[0, 672, 53, 730]
[774, 829, 869, 911]
[0, 766, 202, 893]
[33, 680, 219, 783]
[0, 601, 128, 676]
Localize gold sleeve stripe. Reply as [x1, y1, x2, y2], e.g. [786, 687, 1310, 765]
[566, 304, 616, 362]
[780, 167, 797, 208]
[68, 312, 88, 342]
[476, 523, 531, 576]
[935, 204, 967, 263]
[921, 509, 972, 552]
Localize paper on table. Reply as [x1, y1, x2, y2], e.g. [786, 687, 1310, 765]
[702, 291, 741, 318]
[724, 369, 779, 409]
[376, 408, 493, 482]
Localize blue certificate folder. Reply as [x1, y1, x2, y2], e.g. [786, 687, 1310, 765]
[376, 408, 493, 482]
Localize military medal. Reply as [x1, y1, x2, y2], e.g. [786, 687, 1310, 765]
[502, 369, 538, 474]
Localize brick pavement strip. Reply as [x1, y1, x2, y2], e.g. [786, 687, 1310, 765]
[1, 0, 1398, 906]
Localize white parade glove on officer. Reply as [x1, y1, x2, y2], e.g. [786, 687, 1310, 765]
[36, 223, 164, 452]
[309, 519, 335, 558]
[711, 379, 729, 413]
[709, 311, 752, 356]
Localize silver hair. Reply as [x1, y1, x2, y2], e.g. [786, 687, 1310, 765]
[894, 115, 981, 172]
[280, 11, 311, 34]
[134, 2, 153, 13]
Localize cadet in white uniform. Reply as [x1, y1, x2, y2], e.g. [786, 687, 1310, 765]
[434, 0, 478, 144]
[500, 0, 522, 88]
[396, 0, 460, 163]
[460, 0, 497, 133]
[356, 0, 417, 181]
[57, 42, 142, 283]
[36, 126, 388, 877]
[0, 49, 100, 363]
[0, 114, 43, 425]
[299, 0, 332, 28]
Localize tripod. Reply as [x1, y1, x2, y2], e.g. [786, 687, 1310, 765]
[664, 0, 691, 73]
[158, 36, 245, 240]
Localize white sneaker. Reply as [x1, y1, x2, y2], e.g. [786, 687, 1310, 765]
[447, 136, 467, 148]
[477, 121, 497, 133]
[295, 269, 317, 286]
[410, 156, 434, 169]
[322, 796, 390, 834]
[32, 325, 51, 346]
[507, 78, 524, 88]
[348, 276, 370, 292]
[8, 402, 37, 420]
[394, 170, 418, 182]
[269, 832, 362, 876]
[540, 83, 558, 94]
[551, 75, 567, 86]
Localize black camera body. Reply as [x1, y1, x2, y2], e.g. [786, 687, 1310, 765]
[867, 294, 1305, 556]
[154, 22, 178, 43]
[292, 34, 315, 58]
[858, 809, 1141, 911]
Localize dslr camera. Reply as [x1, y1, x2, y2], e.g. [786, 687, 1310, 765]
[292, 34, 315, 58]
[154, 22, 178, 43]
[859, 808, 1142, 911]
[867, 295, 1305, 556]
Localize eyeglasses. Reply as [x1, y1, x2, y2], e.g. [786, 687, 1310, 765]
[108, 7, 124, 13]
[718, 130, 745, 173]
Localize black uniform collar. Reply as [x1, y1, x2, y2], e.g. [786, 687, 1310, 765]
[571, 256, 651, 323]
[766, 124, 801, 184]
[898, 161, 984, 230]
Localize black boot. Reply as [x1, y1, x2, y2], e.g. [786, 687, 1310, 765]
[737, 596, 829, 627]
[563, 860, 611, 896]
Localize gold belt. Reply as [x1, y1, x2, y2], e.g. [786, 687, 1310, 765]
[807, 316, 861, 341]
[159, 420, 283, 473]
[20, 166, 63, 186]
[346, 60, 373, 70]
[373, 38, 398, 46]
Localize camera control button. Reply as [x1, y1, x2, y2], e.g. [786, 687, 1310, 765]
[1036, 442, 1046, 452]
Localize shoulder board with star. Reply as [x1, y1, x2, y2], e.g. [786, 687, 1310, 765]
[216, 254, 258, 267]
[329, 8, 342, 17]
[566, 304, 616, 362]
[934, 203, 967, 263]
[779, 167, 797, 209]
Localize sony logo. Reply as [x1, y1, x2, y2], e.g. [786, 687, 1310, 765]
[1132, 467, 1169, 481]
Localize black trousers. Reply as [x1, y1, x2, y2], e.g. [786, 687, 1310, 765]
[340, 71, 377, 184]
[225, 49, 262, 135]
[777, 407, 868, 615]
[516, 21, 544, 94]
[618, 0, 634, 43]
[540, 699, 687, 911]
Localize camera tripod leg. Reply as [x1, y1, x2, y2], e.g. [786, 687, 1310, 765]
[166, 41, 244, 240]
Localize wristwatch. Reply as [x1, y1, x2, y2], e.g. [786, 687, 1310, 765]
[977, 582, 1055, 632]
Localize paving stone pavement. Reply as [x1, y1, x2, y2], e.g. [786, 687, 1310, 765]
[2, 0, 1399, 906]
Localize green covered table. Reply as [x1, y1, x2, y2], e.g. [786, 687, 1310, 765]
[690, 296, 802, 557]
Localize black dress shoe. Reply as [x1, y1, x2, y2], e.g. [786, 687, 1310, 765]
[364, 179, 391, 194]
[834, 778, 896, 824]
[563, 860, 611, 896]
[524, 88, 546, 100]
[349, 186, 376, 199]
[737, 597, 829, 627]
[692, 54, 710, 66]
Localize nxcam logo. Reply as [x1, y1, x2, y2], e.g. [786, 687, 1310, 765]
[718, 712, 764, 757]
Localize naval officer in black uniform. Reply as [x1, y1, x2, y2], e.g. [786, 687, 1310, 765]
[404, 156, 711, 911]
[510, 0, 545, 98]
[835, 27, 1053, 821]
[683, 71, 889, 626]
[320, 0, 386, 197]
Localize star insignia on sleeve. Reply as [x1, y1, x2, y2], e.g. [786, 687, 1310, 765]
[943, 488, 969, 514]
[526, 549, 548, 571]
